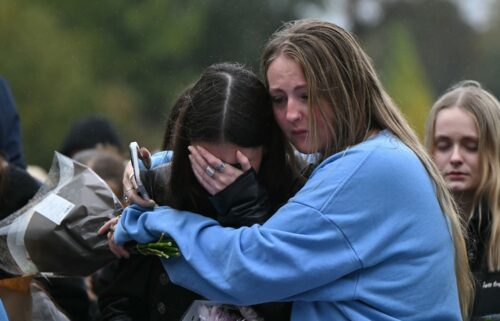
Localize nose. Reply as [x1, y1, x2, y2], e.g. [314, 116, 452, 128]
[449, 145, 463, 165]
[285, 98, 303, 122]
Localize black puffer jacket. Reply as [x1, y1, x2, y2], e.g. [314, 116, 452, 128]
[468, 206, 500, 320]
[98, 166, 293, 321]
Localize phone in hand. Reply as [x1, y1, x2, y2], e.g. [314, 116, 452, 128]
[129, 141, 151, 200]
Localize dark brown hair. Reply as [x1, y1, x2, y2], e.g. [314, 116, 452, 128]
[168, 62, 301, 216]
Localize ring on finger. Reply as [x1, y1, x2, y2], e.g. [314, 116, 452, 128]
[215, 161, 225, 172]
[124, 195, 129, 204]
[205, 165, 215, 177]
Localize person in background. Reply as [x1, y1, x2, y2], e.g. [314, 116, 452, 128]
[425, 80, 500, 320]
[112, 19, 473, 321]
[0, 77, 26, 169]
[71, 148, 126, 321]
[41, 114, 125, 321]
[60, 115, 123, 158]
[99, 63, 303, 320]
[0, 76, 47, 184]
[0, 153, 40, 220]
[0, 152, 65, 321]
[73, 149, 126, 205]
[0, 299, 8, 321]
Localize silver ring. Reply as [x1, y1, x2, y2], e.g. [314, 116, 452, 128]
[124, 195, 129, 204]
[205, 165, 215, 177]
[215, 162, 225, 172]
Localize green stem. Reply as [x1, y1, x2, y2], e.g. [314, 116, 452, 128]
[135, 233, 180, 259]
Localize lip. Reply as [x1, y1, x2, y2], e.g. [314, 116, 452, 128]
[446, 172, 468, 180]
[291, 129, 308, 136]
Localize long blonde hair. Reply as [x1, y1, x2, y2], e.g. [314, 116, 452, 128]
[262, 19, 474, 318]
[426, 80, 500, 272]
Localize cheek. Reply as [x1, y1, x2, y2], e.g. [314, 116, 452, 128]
[432, 151, 448, 171]
[273, 108, 287, 129]
[251, 159, 261, 172]
[468, 155, 482, 177]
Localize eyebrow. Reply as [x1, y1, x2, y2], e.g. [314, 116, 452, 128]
[434, 135, 478, 140]
[269, 84, 307, 92]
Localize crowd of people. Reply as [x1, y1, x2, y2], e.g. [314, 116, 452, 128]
[1, 18, 500, 321]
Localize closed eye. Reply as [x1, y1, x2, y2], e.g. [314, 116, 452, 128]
[435, 139, 451, 151]
[271, 95, 286, 106]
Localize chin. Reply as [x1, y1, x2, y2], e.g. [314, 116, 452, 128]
[448, 184, 473, 195]
[296, 146, 314, 154]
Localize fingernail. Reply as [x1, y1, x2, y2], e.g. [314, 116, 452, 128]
[188, 146, 193, 152]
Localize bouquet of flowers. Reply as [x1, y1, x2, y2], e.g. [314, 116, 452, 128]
[0, 152, 121, 277]
[181, 300, 263, 321]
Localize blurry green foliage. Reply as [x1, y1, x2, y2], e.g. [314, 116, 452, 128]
[2, 0, 499, 169]
[0, 0, 315, 169]
[353, 0, 500, 142]
[380, 23, 433, 139]
[0, 2, 97, 166]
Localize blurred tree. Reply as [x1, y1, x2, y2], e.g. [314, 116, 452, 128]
[379, 23, 433, 139]
[0, 2, 97, 168]
[355, 0, 479, 95]
[1, 0, 323, 168]
[348, 0, 480, 141]
[476, 1, 500, 97]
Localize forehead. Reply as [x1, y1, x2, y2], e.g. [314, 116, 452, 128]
[434, 107, 478, 137]
[267, 54, 306, 88]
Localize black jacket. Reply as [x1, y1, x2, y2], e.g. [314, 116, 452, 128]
[0, 164, 40, 220]
[468, 205, 500, 320]
[98, 167, 293, 321]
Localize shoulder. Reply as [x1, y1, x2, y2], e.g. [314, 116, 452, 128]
[308, 131, 412, 180]
[318, 131, 423, 180]
[151, 151, 173, 168]
[295, 131, 432, 209]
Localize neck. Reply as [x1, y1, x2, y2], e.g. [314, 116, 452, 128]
[366, 128, 380, 139]
[453, 191, 475, 219]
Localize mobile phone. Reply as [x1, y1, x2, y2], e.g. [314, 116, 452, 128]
[129, 141, 151, 200]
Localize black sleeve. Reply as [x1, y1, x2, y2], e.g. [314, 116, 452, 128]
[98, 256, 202, 321]
[0, 165, 40, 219]
[98, 256, 151, 321]
[209, 169, 272, 228]
[140, 164, 172, 206]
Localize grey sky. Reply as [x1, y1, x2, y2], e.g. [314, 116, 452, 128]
[302, 0, 496, 31]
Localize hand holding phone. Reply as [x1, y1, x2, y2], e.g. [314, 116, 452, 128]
[129, 141, 151, 200]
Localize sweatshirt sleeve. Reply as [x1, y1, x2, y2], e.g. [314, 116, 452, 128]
[114, 133, 461, 320]
[114, 196, 361, 305]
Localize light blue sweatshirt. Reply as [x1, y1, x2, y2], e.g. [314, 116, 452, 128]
[115, 131, 462, 321]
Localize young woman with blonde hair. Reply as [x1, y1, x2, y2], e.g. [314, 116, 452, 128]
[426, 80, 500, 319]
[112, 20, 473, 320]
